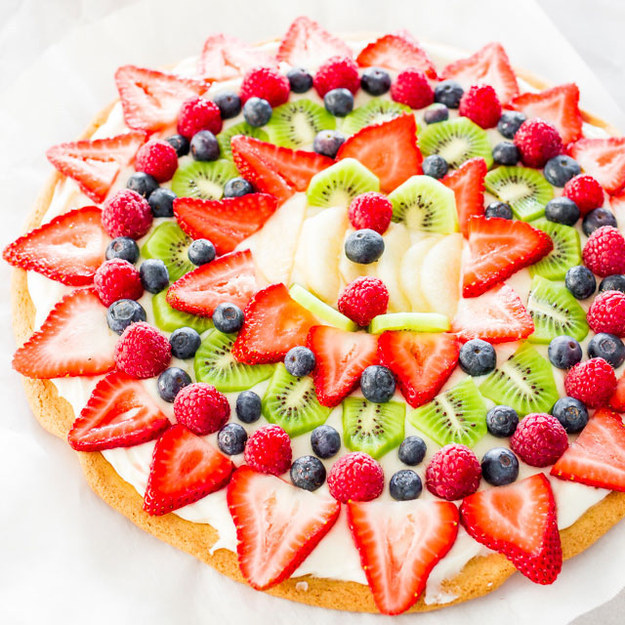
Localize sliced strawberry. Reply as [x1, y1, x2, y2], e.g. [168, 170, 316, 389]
[441, 42, 519, 105]
[115, 65, 211, 133]
[610, 373, 625, 412]
[46, 132, 146, 203]
[13, 288, 116, 378]
[347, 499, 458, 615]
[462, 216, 553, 297]
[227, 466, 340, 590]
[3, 206, 109, 285]
[452, 284, 534, 343]
[442, 157, 487, 237]
[569, 137, 625, 195]
[460, 474, 562, 585]
[337, 114, 423, 194]
[307, 326, 378, 407]
[232, 283, 319, 365]
[68, 370, 170, 451]
[144, 424, 234, 516]
[508, 83, 583, 144]
[378, 331, 459, 408]
[173, 194, 278, 255]
[166, 249, 258, 317]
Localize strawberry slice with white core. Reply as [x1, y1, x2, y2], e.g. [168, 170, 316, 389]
[227, 466, 341, 590]
[12, 288, 116, 379]
[569, 137, 625, 194]
[68, 370, 170, 451]
[347, 499, 459, 615]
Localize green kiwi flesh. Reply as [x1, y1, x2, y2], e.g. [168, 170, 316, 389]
[341, 99, 412, 136]
[265, 99, 336, 149]
[171, 159, 239, 200]
[529, 219, 581, 280]
[369, 312, 450, 334]
[152, 291, 213, 334]
[289, 284, 357, 331]
[217, 122, 269, 160]
[141, 221, 194, 281]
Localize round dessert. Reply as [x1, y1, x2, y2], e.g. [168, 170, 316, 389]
[7, 15, 625, 616]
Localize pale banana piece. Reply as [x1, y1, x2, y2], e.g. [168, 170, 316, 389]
[400, 235, 443, 312]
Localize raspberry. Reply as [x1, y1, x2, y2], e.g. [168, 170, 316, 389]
[134, 140, 178, 183]
[458, 84, 502, 129]
[390, 68, 434, 109]
[565, 357, 617, 408]
[513, 118, 563, 168]
[582, 226, 625, 276]
[94, 258, 143, 306]
[114, 321, 171, 379]
[177, 96, 223, 139]
[239, 66, 290, 106]
[101, 189, 152, 239]
[338, 277, 389, 327]
[510, 413, 568, 467]
[425, 444, 481, 501]
[313, 56, 360, 98]
[563, 174, 605, 215]
[244, 425, 292, 475]
[173, 383, 230, 435]
[348, 192, 393, 234]
[327, 452, 384, 503]
[587, 290, 625, 336]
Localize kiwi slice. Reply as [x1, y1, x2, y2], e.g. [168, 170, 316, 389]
[526, 275, 589, 343]
[342, 398, 405, 459]
[141, 221, 193, 281]
[171, 159, 239, 200]
[369, 312, 450, 334]
[419, 117, 493, 169]
[265, 99, 336, 149]
[194, 329, 274, 392]
[306, 158, 379, 208]
[529, 219, 581, 280]
[479, 343, 559, 416]
[261, 363, 332, 436]
[341, 99, 412, 136]
[152, 291, 213, 334]
[484, 166, 554, 221]
[387, 175, 458, 233]
[289, 284, 357, 331]
[217, 122, 269, 160]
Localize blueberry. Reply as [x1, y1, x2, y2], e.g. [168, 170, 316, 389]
[565, 265, 596, 300]
[310, 424, 341, 459]
[599, 274, 625, 294]
[223, 177, 254, 198]
[543, 155, 581, 187]
[106, 237, 139, 263]
[492, 141, 519, 166]
[481, 448, 519, 486]
[582, 207, 617, 237]
[139, 259, 169, 293]
[486, 405, 519, 437]
[190, 130, 220, 161]
[148, 187, 176, 218]
[360, 365, 396, 403]
[243, 97, 272, 127]
[127, 172, 158, 198]
[544, 197, 580, 226]
[361, 67, 392, 96]
[286, 67, 313, 93]
[485, 201, 513, 220]
[290, 455, 326, 491]
[212, 302, 244, 333]
[169, 327, 201, 359]
[157, 367, 191, 402]
[548, 335, 583, 369]
[423, 103, 449, 124]
[165, 134, 190, 157]
[389, 470, 423, 501]
[284, 346, 316, 377]
[217, 423, 248, 455]
[313, 129, 345, 158]
[345, 229, 385, 264]
[422, 154, 449, 179]
[552, 396, 588, 433]
[459, 339, 496, 376]
[213, 91, 242, 119]
[588, 332, 625, 368]
[398, 435, 427, 466]
[497, 111, 526, 139]
[187, 239, 216, 265]
[235, 391, 261, 423]
[324, 88, 354, 117]
[106, 299, 146, 335]
[434, 79, 464, 109]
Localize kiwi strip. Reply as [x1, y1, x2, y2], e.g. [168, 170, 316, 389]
[217, 122, 269, 160]
[152, 291, 213, 334]
[369, 312, 450, 334]
[265, 99, 336, 149]
[289, 284, 357, 331]
[340, 99, 412, 136]
[529, 219, 581, 280]
[171, 159, 239, 200]
[141, 221, 193, 281]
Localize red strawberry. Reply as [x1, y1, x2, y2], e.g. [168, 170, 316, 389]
[610, 373, 625, 412]
[227, 465, 341, 590]
[46, 132, 146, 203]
[569, 137, 625, 194]
[166, 249, 258, 317]
[68, 370, 170, 451]
[114, 65, 211, 133]
[12, 288, 116, 378]
[232, 283, 319, 365]
[462, 216, 553, 297]
[347, 499, 459, 615]
[173, 194, 278, 255]
[378, 331, 459, 408]
[442, 157, 487, 236]
[143, 424, 234, 516]
[337, 114, 423, 194]
[3, 206, 108, 286]
[307, 325, 379, 407]
[460, 474, 561, 585]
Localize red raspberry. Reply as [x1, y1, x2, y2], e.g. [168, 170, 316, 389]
[425, 444, 481, 501]
[173, 383, 230, 435]
[177, 96, 223, 139]
[313, 56, 360, 97]
[582, 226, 625, 276]
[94, 258, 143, 306]
[390, 68, 434, 109]
[458, 84, 502, 129]
[565, 357, 617, 408]
[239, 66, 290, 106]
[338, 277, 389, 327]
[587, 290, 625, 336]
[348, 192, 393, 234]
[563, 174, 605, 215]
[114, 321, 171, 379]
[101, 189, 152, 239]
[327, 452, 384, 503]
[513, 118, 563, 168]
[134, 140, 178, 183]
[510, 413, 568, 467]
[244, 425, 292, 475]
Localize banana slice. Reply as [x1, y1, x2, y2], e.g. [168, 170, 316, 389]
[400, 236, 443, 312]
